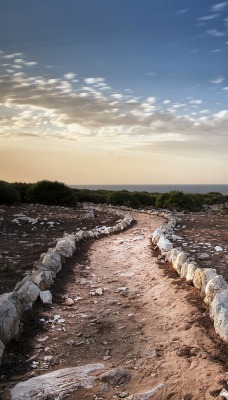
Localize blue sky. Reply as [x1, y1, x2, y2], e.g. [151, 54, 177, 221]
[0, 0, 228, 184]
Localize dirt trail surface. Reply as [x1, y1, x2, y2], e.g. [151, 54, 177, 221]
[1, 212, 228, 399]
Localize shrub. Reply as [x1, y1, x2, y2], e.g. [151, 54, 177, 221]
[74, 189, 107, 204]
[13, 182, 30, 202]
[0, 181, 21, 205]
[26, 180, 77, 207]
[108, 191, 140, 208]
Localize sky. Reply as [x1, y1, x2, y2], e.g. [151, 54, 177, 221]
[0, 0, 228, 185]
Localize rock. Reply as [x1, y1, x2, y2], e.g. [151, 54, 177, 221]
[198, 253, 210, 260]
[17, 281, 40, 309]
[0, 340, 5, 363]
[219, 388, 228, 398]
[55, 234, 76, 258]
[215, 246, 223, 252]
[173, 251, 188, 274]
[100, 368, 131, 386]
[186, 262, 198, 282]
[126, 383, 165, 399]
[0, 292, 21, 345]
[151, 228, 162, 244]
[40, 290, 52, 304]
[210, 289, 228, 341]
[193, 268, 218, 294]
[95, 288, 104, 296]
[157, 235, 173, 253]
[41, 248, 62, 273]
[204, 275, 228, 306]
[65, 297, 75, 306]
[10, 363, 105, 400]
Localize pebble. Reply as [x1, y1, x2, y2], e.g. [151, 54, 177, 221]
[103, 356, 111, 361]
[65, 298, 75, 306]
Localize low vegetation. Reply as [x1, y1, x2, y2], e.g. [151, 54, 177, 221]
[0, 180, 227, 211]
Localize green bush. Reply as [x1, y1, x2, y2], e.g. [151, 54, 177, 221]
[26, 180, 77, 207]
[0, 181, 21, 205]
[108, 191, 140, 208]
[74, 189, 107, 204]
[13, 182, 30, 202]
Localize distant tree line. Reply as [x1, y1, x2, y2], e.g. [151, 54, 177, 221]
[0, 180, 227, 211]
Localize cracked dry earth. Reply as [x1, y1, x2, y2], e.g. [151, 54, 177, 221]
[2, 212, 228, 399]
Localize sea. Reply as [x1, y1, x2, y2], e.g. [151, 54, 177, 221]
[72, 184, 228, 195]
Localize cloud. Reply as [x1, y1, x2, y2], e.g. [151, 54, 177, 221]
[207, 28, 226, 36]
[222, 86, 228, 90]
[14, 58, 37, 67]
[210, 76, 225, 83]
[64, 73, 77, 80]
[84, 77, 105, 84]
[0, 52, 227, 158]
[210, 2, 228, 12]
[198, 14, 219, 21]
[189, 100, 202, 105]
[176, 9, 188, 15]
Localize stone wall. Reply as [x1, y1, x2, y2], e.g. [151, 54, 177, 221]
[0, 205, 135, 364]
[150, 211, 228, 343]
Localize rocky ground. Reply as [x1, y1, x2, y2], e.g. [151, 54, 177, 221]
[0, 204, 228, 399]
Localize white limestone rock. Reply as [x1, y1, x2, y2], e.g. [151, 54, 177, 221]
[151, 228, 162, 244]
[173, 251, 188, 274]
[17, 281, 40, 309]
[40, 290, 52, 304]
[204, 275, 228, 306]
[42, 248, 62, 273]
[10, 363, 105, 400]
[0, 292, 21, 344]
[157, 235, 173, 253]
[193, 268, 218, 294]
[210, 289, 228, 342]
[186, 262, 199, 282]
[56, 234, 76, 258]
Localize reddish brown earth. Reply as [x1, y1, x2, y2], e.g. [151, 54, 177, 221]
[1, 205, 228, 399]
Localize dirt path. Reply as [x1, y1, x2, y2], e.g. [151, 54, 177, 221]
[3, 212, 228, 399]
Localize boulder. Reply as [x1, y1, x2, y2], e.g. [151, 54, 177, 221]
[10, 363, 105, 400]
[193, 268, 218, 294]
[210, 289, 228, 341]
[157, 235, 173, 253]
[151, 228, 162, 244]
[41, 248, 62, 273]
[0, 340, 5, 363]
[17, 281, 40, 309]
[173, 251, 188, 274]
[40, 290, 52, 304]
[31, 269, 54, 290]
[55, 234, 75, 258]
[186, 262, 198, 283]
[180, 262, 188, 279]
[204, 275, 228, 306]
[0, 292, 21, 344]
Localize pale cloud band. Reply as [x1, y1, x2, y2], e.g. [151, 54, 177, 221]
[0, 51, 227, 156]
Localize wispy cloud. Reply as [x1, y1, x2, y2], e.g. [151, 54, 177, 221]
[210, 2, 228, 12]
[198, 14, 219, 21]
[176, 9, 188, 15]
[210, 76, 225, 83]
[207, 28, 226, 36]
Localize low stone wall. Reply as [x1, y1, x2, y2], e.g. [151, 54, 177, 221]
[151, 211, 228, 343]
[0, 205, 135, 364]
